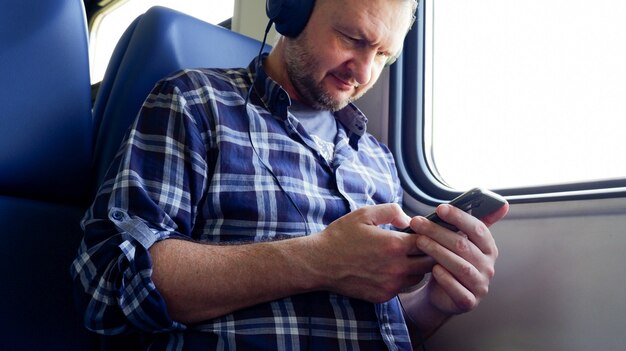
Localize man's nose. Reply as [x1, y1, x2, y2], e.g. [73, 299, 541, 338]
[347, 50, 376, 86]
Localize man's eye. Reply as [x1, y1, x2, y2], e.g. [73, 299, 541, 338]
[343, 35, 360, 45]
[376, 51, 397, 66]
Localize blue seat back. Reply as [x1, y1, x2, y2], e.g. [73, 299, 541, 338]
[0, 0, 93, 204]
[92, 6, 267, 190]
[0, 0, 94, 349]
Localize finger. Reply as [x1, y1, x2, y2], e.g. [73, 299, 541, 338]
[431, 264, 479, 313]
[414, 218, 496, 298]
[362, 203, 411, 229]
[396, 225, 428, 256]
[436, 205, 497, 257]
[433, 198, 508, 233]
[481, 202, 510, 227]
[411, 215, 481, 259]
[415, 230, 479, 276]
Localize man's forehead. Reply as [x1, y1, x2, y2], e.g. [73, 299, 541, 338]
[325, 1, 412, 28]
[327, 1, 412, 45]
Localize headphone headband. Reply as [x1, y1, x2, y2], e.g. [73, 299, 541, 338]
[266, 0, 316, 38]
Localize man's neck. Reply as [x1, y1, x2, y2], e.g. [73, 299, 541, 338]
[263, 38, 304, 104]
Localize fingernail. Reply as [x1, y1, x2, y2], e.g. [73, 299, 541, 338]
[404, 214, 412, 224]
[438, 204, 450, 216]
[415, 216, 429, 227]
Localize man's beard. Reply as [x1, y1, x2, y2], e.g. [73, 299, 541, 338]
[284, 35, 365, 112]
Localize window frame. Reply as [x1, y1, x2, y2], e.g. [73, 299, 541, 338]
[388, 0, 626, 205]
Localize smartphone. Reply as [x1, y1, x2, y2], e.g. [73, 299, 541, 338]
[403, 187, 507, 233]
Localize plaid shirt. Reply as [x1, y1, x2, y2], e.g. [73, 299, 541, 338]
[72, 57, 412, 350]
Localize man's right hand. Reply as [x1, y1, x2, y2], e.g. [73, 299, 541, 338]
[307, 203, 435, 303]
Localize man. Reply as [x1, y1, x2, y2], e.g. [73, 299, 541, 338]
[72, 0, 509, 349]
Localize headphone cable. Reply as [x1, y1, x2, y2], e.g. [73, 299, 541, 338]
[244, 19, 311, 236]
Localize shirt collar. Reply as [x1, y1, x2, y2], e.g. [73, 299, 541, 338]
[247, 55, 369, 150]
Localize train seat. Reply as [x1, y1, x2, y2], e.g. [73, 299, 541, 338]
[87, 6, 265, 348]
[91, 6, 267, 191]
[0, 0, 95, 349]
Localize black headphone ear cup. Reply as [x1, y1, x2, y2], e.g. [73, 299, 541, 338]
[266, 0, 316, 37]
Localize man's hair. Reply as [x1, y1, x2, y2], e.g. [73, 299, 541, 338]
[405, 0, 419, 30]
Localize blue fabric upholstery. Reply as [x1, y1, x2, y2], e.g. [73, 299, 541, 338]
[0, 0, 94, 349]
[92, 6, 268, 190]
[0, 199, 93, 350]
[0, 0, 93, 204]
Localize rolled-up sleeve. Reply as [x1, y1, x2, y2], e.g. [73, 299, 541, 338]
[71, 74, 213, 335]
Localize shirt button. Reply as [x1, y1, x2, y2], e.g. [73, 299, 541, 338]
[111, 210, 124, 220]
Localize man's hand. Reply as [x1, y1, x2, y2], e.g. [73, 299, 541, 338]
[308, 203, 435, 303]
[151, 203, 436, 323]
[400, 202, 509, 338]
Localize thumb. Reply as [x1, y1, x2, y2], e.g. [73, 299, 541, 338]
[364, 203, 411, 229]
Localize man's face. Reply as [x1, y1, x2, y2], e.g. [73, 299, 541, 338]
[284, 0, 413, 111]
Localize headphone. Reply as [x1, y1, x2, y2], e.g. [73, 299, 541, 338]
[266, 0, 316, 38]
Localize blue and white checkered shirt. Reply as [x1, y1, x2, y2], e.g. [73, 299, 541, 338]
[72, 57, 412, 350]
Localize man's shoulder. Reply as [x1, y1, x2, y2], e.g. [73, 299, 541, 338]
[159, 66, 251, 93]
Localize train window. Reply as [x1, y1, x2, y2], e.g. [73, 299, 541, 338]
[391, 0, 626, 202]
[89, 0, 235, 83]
